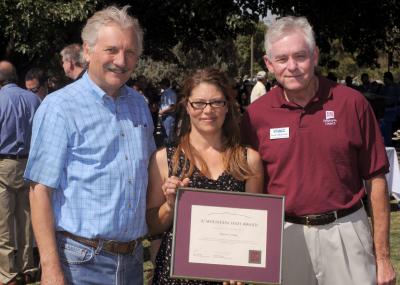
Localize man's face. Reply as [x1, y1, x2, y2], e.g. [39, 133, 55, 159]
[264, 32, 318, 93]
[25, 78, 47, 99]
[83, 24, 139, 97]
[61, 58, 73, 79]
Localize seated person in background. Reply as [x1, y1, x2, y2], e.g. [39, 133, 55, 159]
[146, 68, 264, 285]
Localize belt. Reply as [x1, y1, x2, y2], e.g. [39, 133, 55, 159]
[285, 201, 363, 226]
[59, 231, 142, 255]
[0, 153, 29, 159]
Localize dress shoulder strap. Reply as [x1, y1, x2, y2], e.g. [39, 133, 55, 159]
[165, 146, 175, 177]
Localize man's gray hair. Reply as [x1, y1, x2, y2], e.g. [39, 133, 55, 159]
[81, 5, 143, 56]
[60, 43, 87, 68]
[265, 16, 316, 59]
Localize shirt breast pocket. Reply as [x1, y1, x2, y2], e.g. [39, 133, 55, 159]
[130, 123, 152, 159]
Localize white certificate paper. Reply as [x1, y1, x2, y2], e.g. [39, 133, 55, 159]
[189, 205, 268, 267]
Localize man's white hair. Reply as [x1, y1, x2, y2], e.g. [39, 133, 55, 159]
[81, 5, 143, 56]
[265, 16, 315, 59]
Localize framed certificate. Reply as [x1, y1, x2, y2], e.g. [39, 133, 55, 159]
[170, 187, 284, 284]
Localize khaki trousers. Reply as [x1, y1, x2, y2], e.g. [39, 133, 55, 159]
[0, 158, 35, 283]
[282, 207, 376, 285]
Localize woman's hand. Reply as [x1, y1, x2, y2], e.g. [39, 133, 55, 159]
[162, 176, 190, 211]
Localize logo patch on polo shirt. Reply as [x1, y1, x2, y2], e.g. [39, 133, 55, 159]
[270, 127, 289, 139]
[323, 111, 337, 126]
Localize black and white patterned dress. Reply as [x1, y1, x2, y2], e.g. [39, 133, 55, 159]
[152, 146, 246, 285]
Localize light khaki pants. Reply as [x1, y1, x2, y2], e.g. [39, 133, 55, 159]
[282, 207, 376, 285]
[0, 158, 35, 283]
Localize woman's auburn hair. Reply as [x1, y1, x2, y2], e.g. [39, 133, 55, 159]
[171, 68, 253, 181]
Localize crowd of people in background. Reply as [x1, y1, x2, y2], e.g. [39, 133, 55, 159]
[9, 48, 400, 150]
[333, 71, 400, 146]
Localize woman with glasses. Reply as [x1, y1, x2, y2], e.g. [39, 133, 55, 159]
[146, 68, 264, 285]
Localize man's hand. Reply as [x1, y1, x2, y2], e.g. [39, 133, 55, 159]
[366, 175, 396, 285]
[376, 257, 396, 285]
[41, 263, 67, 285]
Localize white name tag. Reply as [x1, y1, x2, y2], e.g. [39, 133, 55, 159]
[270, 127, 289, 140]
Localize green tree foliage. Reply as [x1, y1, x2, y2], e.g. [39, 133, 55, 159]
[235, 22, 267, 77]
[172, 39, 239, 75]
[134, 57, 181, 85]
[134, 38, 241, 85]
[0, 0, 258, 75]
[0, 0, 99, 60]
[2, 0, 399, 82]
[113, 0, 257, 60]
[249, 0, 400, 67]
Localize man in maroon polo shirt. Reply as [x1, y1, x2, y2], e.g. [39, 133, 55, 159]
[241, 16, 396, 285]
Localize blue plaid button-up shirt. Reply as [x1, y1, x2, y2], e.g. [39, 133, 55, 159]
[25, 72, 156, 241]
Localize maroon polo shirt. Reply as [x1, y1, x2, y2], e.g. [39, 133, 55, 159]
[241, 76, 389, 216]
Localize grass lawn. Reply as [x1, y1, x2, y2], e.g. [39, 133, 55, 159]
[390, 208, 400, 285]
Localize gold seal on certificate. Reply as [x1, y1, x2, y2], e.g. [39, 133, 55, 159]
[170, 187, 284, 284]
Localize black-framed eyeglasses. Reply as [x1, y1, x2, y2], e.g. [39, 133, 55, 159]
[188, 100, 227, 110]
[28, 86, 41, 93]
